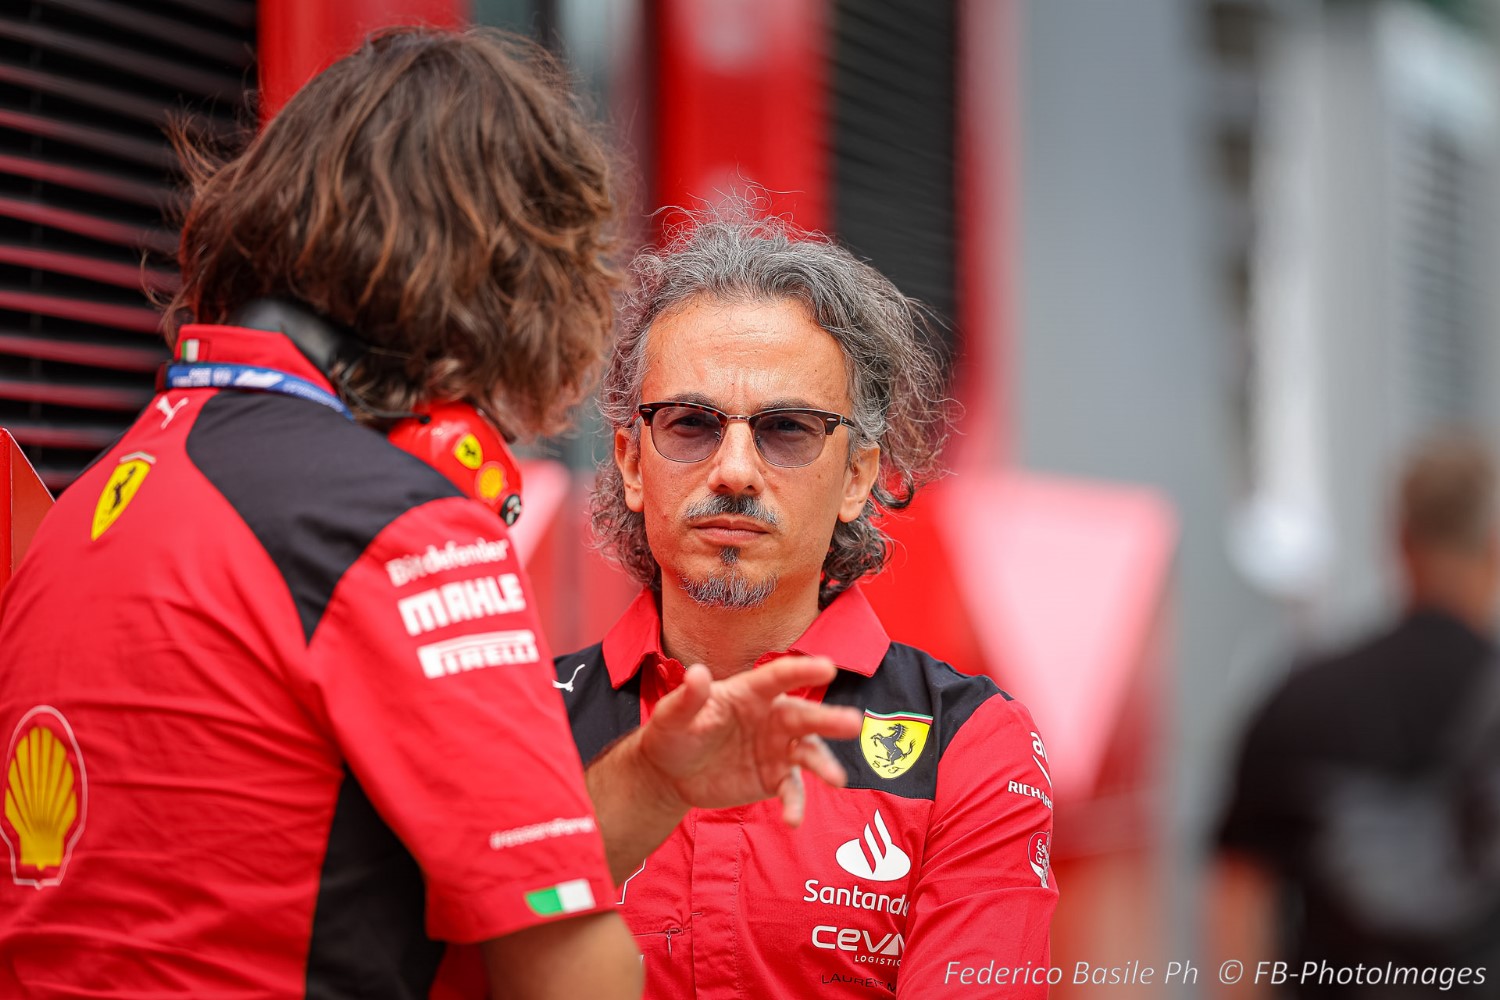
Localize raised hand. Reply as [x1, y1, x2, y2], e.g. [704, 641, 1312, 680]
[639, 656, 864, 825]
[585, 655, 863, 883]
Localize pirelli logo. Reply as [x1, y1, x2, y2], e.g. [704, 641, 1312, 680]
[416, 630, 539, 679]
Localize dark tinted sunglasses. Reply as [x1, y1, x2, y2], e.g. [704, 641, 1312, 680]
[637, 401, 854, 468]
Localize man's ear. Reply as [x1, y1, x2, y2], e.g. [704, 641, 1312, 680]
[839, 443, 881, 523]
[616, 427, 645, 514]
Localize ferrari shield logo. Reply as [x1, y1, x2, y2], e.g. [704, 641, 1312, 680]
[91, 452, 154, 540]
[453, 434, 484, 470]
[861, 710, 932, 779]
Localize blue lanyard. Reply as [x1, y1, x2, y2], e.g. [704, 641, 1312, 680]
[163, 363, 354, 421]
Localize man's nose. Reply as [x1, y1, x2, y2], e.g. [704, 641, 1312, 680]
[707, 420, 762, 494]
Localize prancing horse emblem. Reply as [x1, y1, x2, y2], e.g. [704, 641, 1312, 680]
[91, 452, 155, 540]
[870, 724, 916, 769]
[858, 709, 932, 779]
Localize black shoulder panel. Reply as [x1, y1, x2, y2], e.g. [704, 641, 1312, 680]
[554, 644, 642, 766]
[186, 392, 462, 643]
[823, 642, 1009, 801]
[305, 769, 445, 999]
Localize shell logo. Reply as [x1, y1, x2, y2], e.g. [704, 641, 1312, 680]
[477, 463, 506, 501]
[1, 707, 87, 889]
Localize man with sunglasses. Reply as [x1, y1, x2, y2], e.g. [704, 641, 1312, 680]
[558, 216, 1059, 998]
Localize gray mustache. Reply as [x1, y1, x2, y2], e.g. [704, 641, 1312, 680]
[683, 493, 780, 527]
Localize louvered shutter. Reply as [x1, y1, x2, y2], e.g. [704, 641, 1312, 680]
[831, 0, 956, 351]
[1396, 127, 1483, 433]
[0, 0, 253, 493]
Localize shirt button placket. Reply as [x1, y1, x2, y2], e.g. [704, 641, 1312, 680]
[689, 805, 745, 999]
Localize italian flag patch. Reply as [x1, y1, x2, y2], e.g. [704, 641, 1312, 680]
[525, 878, 596, 917]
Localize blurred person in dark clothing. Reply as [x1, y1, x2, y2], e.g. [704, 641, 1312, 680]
[1211, 433, 1500, 996]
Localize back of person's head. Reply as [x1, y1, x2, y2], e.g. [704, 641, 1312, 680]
[1399, 432, 1497, 556]
[1397, 431, 1500, 631]
[168, 26, 620, 437]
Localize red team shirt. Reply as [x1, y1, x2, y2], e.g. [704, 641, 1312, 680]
[0, 326, 613, 997]
[558, 588, 1059, 998]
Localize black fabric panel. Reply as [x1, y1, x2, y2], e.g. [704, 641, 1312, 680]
[1217, 610, 1494, 862]
[831, 0, 956, 361]
[926, 656, 1010, 758]
[824, 642, 1006, 800]
[305, 770, 445, 1000]
[555, 643, 643, 766]
[186, 390, 462, 642]
[1213, 610, 1500, 986]
[551, 640, 1003, 802]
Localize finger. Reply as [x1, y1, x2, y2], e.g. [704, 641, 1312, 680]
[778, 764, 806, 827]
[791, 734, 849, 789]
[649, 662, 713, 731]
[742, 655, 838, 700]
[771, 696, 863, 741]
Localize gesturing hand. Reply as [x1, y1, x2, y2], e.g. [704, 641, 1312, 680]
[637, 655, 864, 826]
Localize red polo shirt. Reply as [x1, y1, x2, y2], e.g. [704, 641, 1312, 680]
[0, 325, 613, 997]
[557, 586, 1058, 998]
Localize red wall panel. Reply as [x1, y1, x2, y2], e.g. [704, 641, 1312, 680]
[654, 0, 828, 231]
[259, 0, 469, 119]
[1, 430, 54, 592]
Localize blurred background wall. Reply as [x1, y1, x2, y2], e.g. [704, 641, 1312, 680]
[3, 0, 1499, 992]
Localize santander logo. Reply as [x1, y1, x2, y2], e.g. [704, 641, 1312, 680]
[835, 809, 911, 882]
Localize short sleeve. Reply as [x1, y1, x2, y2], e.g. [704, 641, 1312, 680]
[1216, 691, 1301, 869]
[301, 496, 614, 944]
[897, 696, 1058, 998]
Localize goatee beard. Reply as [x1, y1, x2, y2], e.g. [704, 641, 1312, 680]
[679, 547, 778, 609]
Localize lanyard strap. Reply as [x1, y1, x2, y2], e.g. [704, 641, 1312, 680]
[163, 363, 353, 421]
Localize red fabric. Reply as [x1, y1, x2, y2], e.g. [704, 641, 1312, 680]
[603, 587, 889, 690]
[898, 698, 1058, 992]
[258, 0, 468, 120]
[654, 0, 828, 232]
[600, 589, 1057, 998]
[1, 428, 53, 589]
[0, 327, 610, 995]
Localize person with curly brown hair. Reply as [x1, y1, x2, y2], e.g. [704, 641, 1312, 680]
[557, 214, 1059, 998]
[0, 30, 856, 999]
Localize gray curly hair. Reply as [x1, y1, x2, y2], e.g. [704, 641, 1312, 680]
[591, 213, 951, 605]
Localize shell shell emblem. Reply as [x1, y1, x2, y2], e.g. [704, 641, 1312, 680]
[1, 707, 87, 888]
[477, 463, 506, 501]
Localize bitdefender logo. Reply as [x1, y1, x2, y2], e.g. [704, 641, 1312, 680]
[835, 810, 910, 882]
